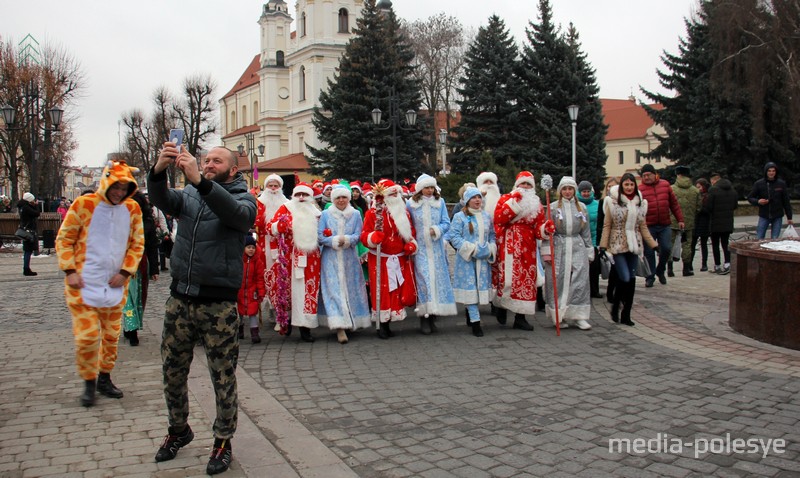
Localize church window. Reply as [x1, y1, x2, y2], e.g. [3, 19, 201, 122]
[301, 12, 306, 37]
[338, 9, 349, 33]
[277, 50, 285, 67]
[300, 66, 306, 101]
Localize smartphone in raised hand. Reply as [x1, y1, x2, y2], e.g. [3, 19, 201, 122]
[169, 128, 185, 152]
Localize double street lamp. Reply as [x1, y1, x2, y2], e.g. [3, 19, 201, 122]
[237, 132, 264, 188]
[370, 88, 417, 181]
[1, 82, 64, 196]
[568, 104, 579, 179]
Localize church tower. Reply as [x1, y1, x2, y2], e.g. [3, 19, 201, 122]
[258, 0, 293, 160]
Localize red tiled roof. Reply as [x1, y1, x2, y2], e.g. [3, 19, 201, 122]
[601, 98, 663, 141]
[240, 153, 309, 172]
[222, 124, 260, 140]
[223, 54, 261, 100]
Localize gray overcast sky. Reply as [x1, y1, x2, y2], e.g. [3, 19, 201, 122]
[3, 0, 698, 168]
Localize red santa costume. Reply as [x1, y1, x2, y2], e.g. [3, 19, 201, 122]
[492, 171, 554, 323]
[360, 180, 418, 338]
[266, 182, 321, 342]
[254, 174, 288, 312]
[477, 171, 502, 218]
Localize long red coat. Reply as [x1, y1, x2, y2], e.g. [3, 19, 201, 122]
[361, 207, 417, 322]
[237, 250, 266, 316]
[492, 193, 547, 314]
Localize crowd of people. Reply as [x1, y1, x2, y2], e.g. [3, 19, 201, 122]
[16, 133, 790, 477]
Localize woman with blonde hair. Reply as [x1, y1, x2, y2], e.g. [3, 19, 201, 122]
[543, 177, 594, 330]
[599, 173, 658, 326]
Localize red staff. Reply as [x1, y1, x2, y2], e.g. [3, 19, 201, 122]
[541, 174, 560, 336]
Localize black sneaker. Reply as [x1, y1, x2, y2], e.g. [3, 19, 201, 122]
[155, 426, 194, 462]
[207, 438, 233, 475]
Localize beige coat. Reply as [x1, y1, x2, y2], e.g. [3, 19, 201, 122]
[599, 186, 657, 255]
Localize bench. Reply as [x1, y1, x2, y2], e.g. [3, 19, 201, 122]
[0, 212, 63, 248]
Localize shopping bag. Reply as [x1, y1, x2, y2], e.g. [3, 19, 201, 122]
[781, 224, 798, 239]
[15, 227, 34, 242]
[600, 251, 614, 280]
[636, 255, 652, 278]
[671, 231, 682, 260]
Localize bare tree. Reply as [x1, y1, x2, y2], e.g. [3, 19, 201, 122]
[120, 109, 157, 173]
[0, 38, 83, 201]
[173, 74, 217, 157]
[403, 14, 468, 171]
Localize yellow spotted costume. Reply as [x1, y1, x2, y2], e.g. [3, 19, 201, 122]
[56, 160, 144, 381]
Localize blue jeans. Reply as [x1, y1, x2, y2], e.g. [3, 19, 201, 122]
[644, 225, 672, 280]
[756, 216, 783, 239]
[613, 252, 639, 284]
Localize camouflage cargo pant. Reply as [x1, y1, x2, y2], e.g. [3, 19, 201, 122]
[162, 296, 239, 439]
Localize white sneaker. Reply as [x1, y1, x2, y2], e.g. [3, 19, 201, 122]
[576, 320, 592, 330]
[274, 323, 281, 332]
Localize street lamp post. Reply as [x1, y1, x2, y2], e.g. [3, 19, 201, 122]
[371, 87, 417, 181]
[369, 147, 376, 184]
[568, 104, 579, 179]
[237, 132, 264, 188]
[1, 81, 64, 197]
[438, 128, 448, 176]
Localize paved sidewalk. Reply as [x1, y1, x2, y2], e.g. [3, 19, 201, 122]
[1, 240, 798, 477]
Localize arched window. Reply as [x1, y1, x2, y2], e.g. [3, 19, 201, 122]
[230, 111, 237, 132]
[301, 12, 306, 37]
[300, 66, 306, 101]
[253, 101, 258, 122]
[338, 8, 349, 33]
[242, 105, 247, 125]
[276, 50, 285, 67]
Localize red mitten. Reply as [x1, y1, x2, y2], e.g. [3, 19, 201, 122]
[544, 220, 556, 234]
[323, 228, 332, 237]
[277, 218, 291, 233]
[403, 241, 417, 255]
[510, 191, 522, 201]
[370, 231, 385, 245]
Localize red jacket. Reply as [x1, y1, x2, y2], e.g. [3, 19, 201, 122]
[237, 249, 266, 316]
[639, 178, 684, 226]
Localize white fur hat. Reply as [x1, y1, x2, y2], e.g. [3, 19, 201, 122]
[293, 182, 313, 197]
[557, 176, 578, 194]
[415, 173, 437, 191]
[330, 184, 351, 200]
[264, 174, 283, 188]
[23, 192, 35, 202]
[476, 172, 498, 187]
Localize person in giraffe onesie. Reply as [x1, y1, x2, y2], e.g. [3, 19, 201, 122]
[56, 160, 144, 408]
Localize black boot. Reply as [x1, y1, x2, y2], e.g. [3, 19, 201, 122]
[667, 261, 675, 277]
[238, 324, 244, 339]
[250, 327, 261, 344]
[620, 281, 636, 326]
[80, 379, 96, 407]
[513, 313, 533, 331]
[682, 263, 694, 277]
[97, 372, 124, 398]
[23, 268, 37, 276]
[420, 316, 432, 335]
[377, 321, 390, 340]
[299, 327, 315, 343]
[610, 285, 620, 323]
[129, 330, 139, 346]
[429, 315, 438, 333]
[471, 321, 484, 337]
[495, 307, 507, 325]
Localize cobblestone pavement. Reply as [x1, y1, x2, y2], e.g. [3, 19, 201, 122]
[1, 237, 799, 477]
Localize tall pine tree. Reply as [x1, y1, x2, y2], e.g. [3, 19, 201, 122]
[450, 15, 523, 174]
[308, 0, 428, 181]
[516, 0, 578, 178]
[641, 1, 755, 184]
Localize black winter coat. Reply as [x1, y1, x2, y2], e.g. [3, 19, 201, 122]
[747, 163, 793, 221]
[704, 179, 738, 234]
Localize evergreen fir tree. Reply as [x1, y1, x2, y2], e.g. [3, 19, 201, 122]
[641, 1, 755, 186]
[516, 0, 579, 176]
[450, 15, 523, 174]
[565, 23, 608, 189]
[308, 0, 429, 181]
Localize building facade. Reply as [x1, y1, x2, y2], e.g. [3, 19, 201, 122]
[220, 0, 364, 185]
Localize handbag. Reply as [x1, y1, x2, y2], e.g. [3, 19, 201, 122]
[600, 251, 613, 280]
[15, 227, 34, 242]
[671, 231, 683, 260]
[636, 255, 652, 278]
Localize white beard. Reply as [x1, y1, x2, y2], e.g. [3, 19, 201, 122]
[384, 194, 412, 241]
[259, 189, 288, 224]
[514, 187, 542, 220]
[480, 183, 501, 217]
[286, 198, 321, 252]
